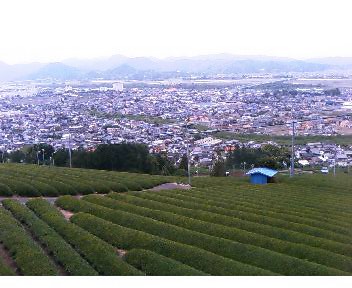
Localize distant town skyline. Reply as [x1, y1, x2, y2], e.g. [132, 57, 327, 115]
[1, 0, 352, 64]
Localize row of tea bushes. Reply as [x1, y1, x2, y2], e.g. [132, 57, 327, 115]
[2, 199, 98, 276]
[26, 199, 144, 276]
[55, 196, 349, 275]
[69, 212, 276, 276]
[0, 208, 59, 275]
[121, 192, 352, 258]
[85, 194, 352, 273]
[124, 249, 208, 276]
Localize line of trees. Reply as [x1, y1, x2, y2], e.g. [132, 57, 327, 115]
[2, 143, 178, 176]
[2, 143, 291, 176]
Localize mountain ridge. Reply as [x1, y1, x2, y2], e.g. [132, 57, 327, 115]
[1, 54, 352, 82]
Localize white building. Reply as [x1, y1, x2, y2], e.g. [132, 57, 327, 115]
[113, 82, 124, 92]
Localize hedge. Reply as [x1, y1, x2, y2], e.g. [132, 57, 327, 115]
[0, 177, 40, 197]
[56, 196, 349, 276]
[0, 208, 59, 276]
[0, 183, 13, 196]
[197, 187, 352, 229]
[2, 199, 98, 276]
[201, 186, 352, 222]
[117, 192, 352, 258]
[151, 191, 352, 245]
[0, 258, 15, 276]
[70, 212, 277, 275]
[85, 194, 352, 273]
[157, 189, 351, 236]
[26, 199, 143, 276]
[124, 249, 208, 276]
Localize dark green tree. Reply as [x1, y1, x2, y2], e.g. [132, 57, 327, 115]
[211, 159, 226, 177]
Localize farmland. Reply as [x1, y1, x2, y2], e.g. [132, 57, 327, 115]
[0, 164, 352, 275]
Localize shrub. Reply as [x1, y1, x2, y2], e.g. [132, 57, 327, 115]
[2, 199, 98, 276]
[26, 199, 143, 276]
[58, 196, 349, 276]
[124, 249, 208, 276]
[0, 258, 15, 276]
[70, 212, 276, 276]
[0, 183, 13, 196]
[96, 193, 352, 273]
[0, 177, 40, 197]
[27, 180, 59, 197]
[157, 189, 351, 237]
[0, 208, 58, 275]
[118, 192, 352, 258]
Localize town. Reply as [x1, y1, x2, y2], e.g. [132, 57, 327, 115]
[1, 73, 352, 172]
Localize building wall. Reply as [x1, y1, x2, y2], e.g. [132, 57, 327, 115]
[250, 173, 268, 184]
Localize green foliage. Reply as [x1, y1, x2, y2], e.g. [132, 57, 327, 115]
[0, 164, 173, 196]
[2, 199, 98, 276]
[0, 258, 15, 276]
[211, 159, 226, 177]
[69, 212, 276, 275]
[26, 199, 143, 276]
[124, 249, 208, 276]
[178, 154, 189, 172]
[57, 196, 348, 275]
[125, 191, 352, 258]
[0, 183, 13, 196]
[0, 208, 58, 276]
[93, 193, 352, 273]
[226, 144, 290, 170]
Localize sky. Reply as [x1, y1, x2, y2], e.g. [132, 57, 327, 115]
[1, 0, 352, 64]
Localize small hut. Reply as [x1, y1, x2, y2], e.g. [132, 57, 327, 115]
[246, 167, 278, 184]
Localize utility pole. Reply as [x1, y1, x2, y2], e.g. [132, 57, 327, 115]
[290, 120, 295, 177]
[334, 145, 337, 176]
[185, 120, 191, 186]
[68, 133, 72, 168]
[42, 149, 45, 166]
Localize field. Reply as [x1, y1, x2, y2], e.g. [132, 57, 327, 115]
[0, 164, 173, 197]
[0, 164, 352, 275]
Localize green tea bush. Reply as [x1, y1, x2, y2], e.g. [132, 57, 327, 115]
[120, 192, 352, 258]
[0, 208, 58, 275]
[56, 196, 348, 276]
[158, 189, 351, 236]
[2, 199, 98, 276]
[0, 258, 15, 276]
[124, 249, 208, 276]
[26, 199, 143, 276]
[0, 183, 13, 196]
[0, 178, 40, 197]
[70, 212, 276, 276]
[95, 194, 352, 273]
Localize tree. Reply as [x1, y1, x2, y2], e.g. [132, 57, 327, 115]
[9, 150, 25, 163]
[53, 148, 69, 167]
[178, 154, 189, 172]
[211, 159, 226, 177]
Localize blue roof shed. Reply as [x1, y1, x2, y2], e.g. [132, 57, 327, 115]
[246, 167, 278, 185]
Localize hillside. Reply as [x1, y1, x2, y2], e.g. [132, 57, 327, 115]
[0, 164, 352, 275]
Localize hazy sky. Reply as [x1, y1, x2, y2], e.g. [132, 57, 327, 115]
[1, 0, 352, 64]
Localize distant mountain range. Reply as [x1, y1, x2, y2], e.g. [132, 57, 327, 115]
[1, 54, 352, 82]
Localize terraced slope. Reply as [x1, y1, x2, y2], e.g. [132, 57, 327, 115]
[0, 164, 173, 197]
[0, 170, 351, 275]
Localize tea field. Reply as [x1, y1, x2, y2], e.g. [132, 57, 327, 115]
[0, 164, 352, 276]
[0, 164, 173, 197]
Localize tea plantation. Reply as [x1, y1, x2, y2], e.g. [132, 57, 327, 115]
[0, 164, 352, 276]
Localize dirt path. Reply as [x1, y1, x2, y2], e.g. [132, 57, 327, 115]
[58, 208, 74, 220]
[0, 243, 19, 275]
[149, 183, 191, 191]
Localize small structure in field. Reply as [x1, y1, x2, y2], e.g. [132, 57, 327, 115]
[246, 167, 278, 184]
